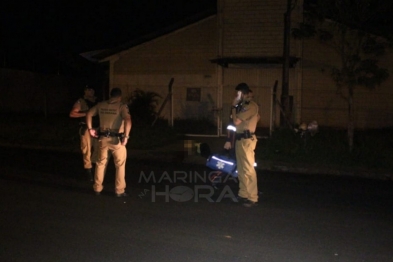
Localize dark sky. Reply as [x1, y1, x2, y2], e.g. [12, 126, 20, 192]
[0, 0, 216, 75]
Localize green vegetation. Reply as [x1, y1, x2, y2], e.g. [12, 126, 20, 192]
[126, 89, 162, 126]
[293, 0, 392, 152]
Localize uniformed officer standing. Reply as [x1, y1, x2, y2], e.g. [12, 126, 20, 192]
[231, 83, 259, 207]
[69, 85, 99, 181]
[86, 88, 131, 197]
[223, 86, 255, 159]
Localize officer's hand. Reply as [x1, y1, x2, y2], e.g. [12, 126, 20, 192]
[224, 141, 232, 150]
[89, 129, 98, 138]
[233, 96, 242, 106]
[121, 137, 128, 146]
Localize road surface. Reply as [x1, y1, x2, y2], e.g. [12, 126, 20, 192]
[1, 147, 392, 261]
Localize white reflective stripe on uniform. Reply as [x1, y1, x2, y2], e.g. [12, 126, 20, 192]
[226, 125, 236, 131]
[211, 156, 235, 166]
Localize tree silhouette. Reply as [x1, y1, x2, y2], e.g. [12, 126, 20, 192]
[293, 0, 392, 152]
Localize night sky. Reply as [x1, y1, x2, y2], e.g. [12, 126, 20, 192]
[3, 0, 392, 76]
[0, 0, 216, 75]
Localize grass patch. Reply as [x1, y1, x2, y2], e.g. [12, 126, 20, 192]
[257, 126, 393, 172]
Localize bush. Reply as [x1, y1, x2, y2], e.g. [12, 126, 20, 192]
[126, 89, 161, 126]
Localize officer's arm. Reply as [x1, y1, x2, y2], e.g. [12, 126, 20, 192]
[120, 105, 132, 145]
[69, 101, 85, 118]
[231, 107, 242, 126]
[120, 115, 131, 145]
[123, 115, 131, 137]
[86, 106, 98, 137]
[86, 106, 97, 130]
[234, 104, 257, 126]
[231, 97, 242, 126]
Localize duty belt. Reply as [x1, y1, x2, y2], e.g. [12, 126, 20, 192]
[235, 133, 255, 140]
[98, 130, 123, 138]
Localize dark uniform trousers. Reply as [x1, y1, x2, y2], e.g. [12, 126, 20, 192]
[235, 135, 258, 202]
[94, 136, 127, 195]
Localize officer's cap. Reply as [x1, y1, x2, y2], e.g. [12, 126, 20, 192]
[84, 85, 94, 91]
[235, 83, 252, 94]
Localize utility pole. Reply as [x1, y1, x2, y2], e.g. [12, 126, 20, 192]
[280, 0, 293, 127]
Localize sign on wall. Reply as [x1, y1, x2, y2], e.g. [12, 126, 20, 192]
[186, 88, 201, 102]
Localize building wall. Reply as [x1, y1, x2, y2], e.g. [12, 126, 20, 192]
[220, 0, 301, 56]
[221, 67, 299, 129]
[106, 0, 303, 131]
[104, 0, 393, 130]
[219, 0, 302, 129]
[301, 37, 393, 128]
[108, 16, 220, 124]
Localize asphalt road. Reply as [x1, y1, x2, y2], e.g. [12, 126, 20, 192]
[1, 147, 393, 262]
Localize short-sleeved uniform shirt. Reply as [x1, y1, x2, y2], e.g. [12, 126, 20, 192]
[74, 96, 97, 112]
[74, 97, 99, 126]
[89, 98, 130, 132]
[78, 98, 89, 112]
[235, 100, 259, 133]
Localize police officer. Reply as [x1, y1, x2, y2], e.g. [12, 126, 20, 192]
[223, 85, 254, 160]
[86, 87, 132, 197]
[69, 85, 99, 181]
[231, 83, 259, 207]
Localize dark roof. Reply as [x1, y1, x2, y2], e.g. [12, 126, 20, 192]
[91, 9, 216, 61]
[210, 56, 301, 68]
